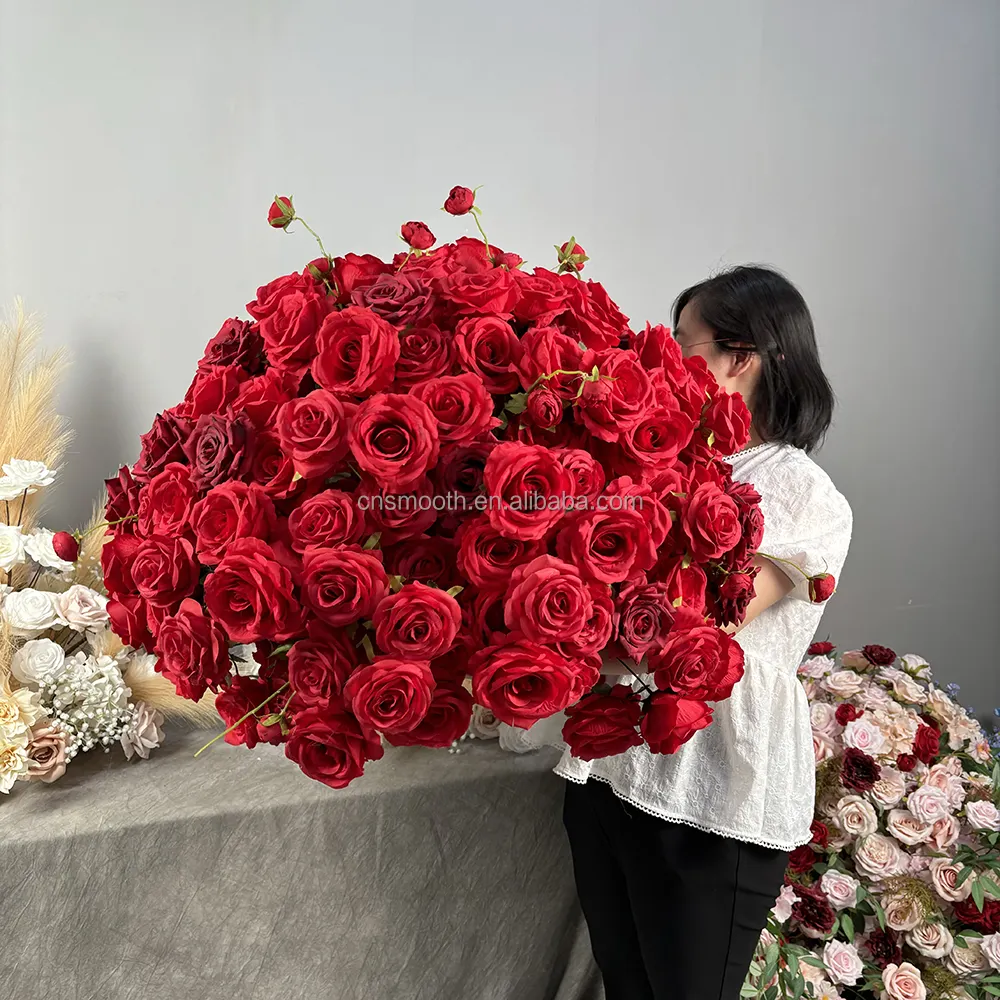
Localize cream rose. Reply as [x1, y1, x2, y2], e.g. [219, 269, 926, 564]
[861, 682, 896, 711]
[928, 815, 960, 851]
[822, 939, 863, 986]
[891, 674, 926, 704]
[820, 870, 860, 911]
[814, 730, 837, 764]
[0, 734, 30, 793]
[854, 834, 908, 881]
[470, 704, 502, 740]
[11, 637, 67, 687]
[886, 809, 932, 846]
[905, 922, 954, 960]
[823, 670, 865, 697]
[772, 882, 797, 923]
[883, 893, 924, 932]
[53, 584, 109, 632]
[981, 933, 1000, 972]
[924, 686, 959, 726]
[966, 800, 1000, 832]
[842, 717, 887, 755]
[928, 859, 972, 903]
[871, 766, 907, 809]
[834, 795, 879, 838]
[945, 939, 989, 977]
[841, 650, 869, 669]
[925, 764, 966, 810]
[947, 714, 983, 750]
[880, 962, 926, 1000]
[811, 701, 840, 737]
[3, 588, 60, 637]
[0, 687, 45, 741]
[799, 655, 833, 679]
[900, 653, 931, 679]
[25, 723, 69, 783]
[872, 704, 921, 754]
[907, 785, 950, 824]
[120, 703, 164, 761]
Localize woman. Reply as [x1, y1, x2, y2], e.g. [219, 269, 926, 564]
[500, 265, 853, 1000]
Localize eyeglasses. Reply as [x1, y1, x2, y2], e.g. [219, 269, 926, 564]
[678, 338, 757, 351]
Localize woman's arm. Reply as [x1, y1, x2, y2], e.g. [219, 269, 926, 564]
[722, 556, 794, 635]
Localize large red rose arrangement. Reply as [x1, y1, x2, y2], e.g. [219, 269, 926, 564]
[104, 188, 769, 788]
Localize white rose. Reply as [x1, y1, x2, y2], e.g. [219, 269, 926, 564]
[820, 870, 860, 911]
[885, 809, 932, 846]
[11, 637, 66, 687]
[0, 524, 27, 572]
[981, 933, 1000, 972]
[53, 585, 109, 632]
[772, 882, 797, 922]
[900, 653, 931, 679]
[905, 922, 954, 960]
[928, 815, 960, 851]
[120, 702, 165, 760]
[834, 795, 879, 838]
[24, 529, 75, 572]
[823, 670, 865, 698]
[924, 686, 959, 726]
[0, 734, 31, 793]
[842, 717, 887, 755]
[1, 459, 57, 492]
[883, 893, 924, 932]
[871, 766, 907, 809]
[907, 785, 950, 824]
[928, 859, 972, 903]
[811, 701, 840, 736]
[945, 939, 989, 977]
[891, 674, 927, 704]
[947, 714, 983, 751]
[822, 939, 863, 986]
[881, 961, 926, 1000]
[3, 588, 60, 636]
[855, 834, 908, 881]
[966, 800, 1000, 832]
[799, 655, 834, 679]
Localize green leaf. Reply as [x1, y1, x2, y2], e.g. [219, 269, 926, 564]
[363, 532, 382, 550]
[957, 864, 975, 886]
[445, 585, 464, 598]
[388, 574, 405, 593]
[786, 950, 801, 979]
[739, 987, 758, 999]
[871, 895, 887, 931]
[830, 915, 840, 939]
[841, 913, 855, 941]
[981, 875, 1000, 897]
[360, 635, 375, 662]
[982, 986, 1000, 998]
[973, 877, 986, 912]
[763, 987, 778, 1000]
[504, 392, 528, 415]
[800, 956, 826, 968]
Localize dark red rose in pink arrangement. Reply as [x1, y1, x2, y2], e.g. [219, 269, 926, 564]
[810, 820, 830, 848]
[109, 189, 776, 789]
[808, 641, 835, 656]
[952, 898, 1000, 935]
[836, 703, 862, 726]
[912, 723, 941, 764]
[840, 747, 881, 792]
[791, 884, 836, 937]
[862, 643, 896, 666]
[862, 928, 903, 970]
[562, 686, 643, 761]
[787, 845, 818, 875]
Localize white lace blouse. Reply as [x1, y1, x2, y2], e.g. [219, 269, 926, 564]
[498, 442, 853, 851]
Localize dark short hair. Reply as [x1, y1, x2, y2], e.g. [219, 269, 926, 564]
[672, 265, 834, 453]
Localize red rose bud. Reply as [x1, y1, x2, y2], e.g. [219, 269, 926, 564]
[51, 530, 80, 563]
[863, 643, 896, 666]
[525, 387, 564, 429]
[912, 723, 941, 764]
[809, 820, 829, 848]
[896, 753, 917, 772]
[401, 221, 435, 251]
[808, 573, 836, 602]
[305, 256, 333, 280]
[808, 640, 835, 656]
[268, 196, 295, 229]
[788, 844, 818, 874]
[493, 251, 524, 270]
[443, 185, 475, 216]
[556, 238, 589, 274]
[835, 703, 861, 726]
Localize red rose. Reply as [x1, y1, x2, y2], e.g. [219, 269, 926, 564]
[677, 355, 718, 419]
[287, 630, 356, 707]
[614, 581, 674, 661]
[453, 315, 523, 393]
[355, 476, 438, 545]
[727, 479, 764, 564]
[133, 410, 193, 483]
[443, 186, 475, 216]
[384, 535, 457, 589]
[562, 686, 644, 761]
[791, 885, 836, 936]
[809, 641, 836, 656]
[351, 272, 434, 328]
[442, 269, 521, 317]
[577, 351, 655, 443]
[557, 590, 615, 660]
[332, 253, 392, 298]
[658, 556, 709, 615]
[702, 391, 751, 455]
[130, 534, 199, 608]
[107, 595, 153, 650]
[215, 676, 273, 749]
[788, 845, 818, 874]
[863, 643, 896, 666]
[810, 820, 830, 847]
[247, 430, 302, 500]
[138, 463, 197, 537]
[836, 703, 862, 726]
[267, 196, 294, 228]
[199, 318, 266, 374]
[622, 401, 694, 472]
[258, 283, 330, 375]
[285, 706, 385, 788]
[554, 448, 606, 502]
[896, 753, 918, 772]
[809, 574, 837, 603]
[649, 608, 745, 701]
[513, 325, 588, 396]
[456, 516, 546, 589]
[841, 747, 880, 792]
[952, 898, 1000, 935]
[556, 508, 656, 585]
[299, 544, 388, 626]
[912, 723, 941, 764]
[401, 221, 435, 250]
[155, 599, 231, 701]
[525, 387, 563, 429]
[393, 323, 457, 389]
[503, 555, 596, 643]
[180, 365, 248, 419]
[511, 270, 574, 326]
[343, 657, 435, 734]
[411, 373, 498, 446]
[233, 369, 302, 429]
[562, 278, 631, 351]
[105, 465, 142, 528]
[603, 478, 671, 547]
[312, 306, 400, 397]
[713, 569, 758, 628]
[681, 482, 742, 561]
[277, 390, 354, 482]
[349, 393, 440, 493]
[483, 442, 572, 541]
[191, 481, 277, 566]
[203, 537, 306, 642]
[632, 322, 685, 375]
[183, 411, 256, 491]
[373, 582, 461, 660]
[461, 587, 507, 651]
[640, 692, 713, 754]
[556, 239, 588, 274]
[101, 532, 143, 599]
[470, 634, 600, 728]
[288, 490, 366, 552]
[433, 441, 495, 513]
[386, 682, 474, 748]
[247, 272, 309, 320]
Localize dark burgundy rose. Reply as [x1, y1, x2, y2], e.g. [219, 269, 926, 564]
[896, 753, 918, 772]
[727, 479, 764, 565]
[912, 723, 941, 764]
[562, 686, 643, 761]
[861, 928, 903, 970]
[787, 845, 818, 874]
[810, 821, 830, 847]
[840, 748, 880, 792]
[791, 884, 836, 937]
[525, 387, 563, 429]
[105, 465, 142, 529]
[713, 569, 758, 628]
[952, 898, 1000, 934]
[199, 318, 266, 374]
[386, 683, 474, 749]
[215, 676, 273, 750]
[133, 410, 193, 484]
[809, 641, 836, 656]
[836, 703, 862, 726]
[183, 410, 255, 490]
[432, 441, 496, 507]
[351, 272, 434, 327]
[393, 323, 457, 389]
[384, 535, 457, 589]
[155, 599, 231, 701]
[863, 644, 897, 667]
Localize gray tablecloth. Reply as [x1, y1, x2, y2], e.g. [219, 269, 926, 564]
[2, 728, 602, 1000]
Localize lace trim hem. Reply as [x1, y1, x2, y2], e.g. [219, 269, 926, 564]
[555, 768, 810, 852]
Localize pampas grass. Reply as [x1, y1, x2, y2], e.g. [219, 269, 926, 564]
[122, 656, 220, 727]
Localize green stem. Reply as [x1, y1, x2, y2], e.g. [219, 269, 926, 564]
[293, 217, 331, 262]
[756, 551, 809, 579]
[194, 681, 290, 758]
[471, 208, 491, 261]
[79, 513, 140, 540]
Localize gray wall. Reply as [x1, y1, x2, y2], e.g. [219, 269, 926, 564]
[2, 0, 998, 711]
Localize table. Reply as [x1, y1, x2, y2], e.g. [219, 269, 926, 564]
[2, 727, 603, 1000]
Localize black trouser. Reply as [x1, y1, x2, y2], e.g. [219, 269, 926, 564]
[563, 779, 789, 1000]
